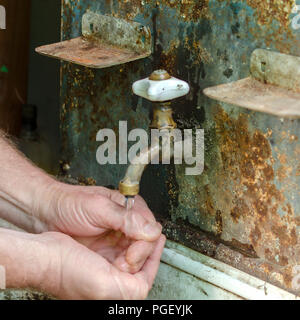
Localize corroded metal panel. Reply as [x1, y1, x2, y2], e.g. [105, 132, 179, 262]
[60, 0, 300, 293]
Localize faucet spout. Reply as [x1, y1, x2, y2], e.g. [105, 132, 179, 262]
[119, 141, 160, 197]
[119, 129, 183, 197]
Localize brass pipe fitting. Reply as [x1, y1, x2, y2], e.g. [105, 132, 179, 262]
[149, 69, 171, 81]
[150, 102, 177, 130]
[119, 181, 140, 197]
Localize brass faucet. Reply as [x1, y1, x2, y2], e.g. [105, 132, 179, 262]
[119, 70, 190, 197]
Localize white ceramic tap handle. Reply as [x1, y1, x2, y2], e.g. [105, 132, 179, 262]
[132, 70, 190, 102]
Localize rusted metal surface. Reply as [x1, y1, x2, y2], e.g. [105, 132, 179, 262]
[60, 0, 300, 294]
[36, 11, 152, 68]
[36, 37, 151, 69]
[161, 219, 298, 296]
[81, 11, 152, 54]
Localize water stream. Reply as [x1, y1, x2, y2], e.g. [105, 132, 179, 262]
[125, 196, 135, 211]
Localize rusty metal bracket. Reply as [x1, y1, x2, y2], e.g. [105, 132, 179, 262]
[35, 11, 152, 68]
[204, 49, 300, 118]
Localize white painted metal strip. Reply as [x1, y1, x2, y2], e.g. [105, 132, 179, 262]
[161, 241, 299, 300]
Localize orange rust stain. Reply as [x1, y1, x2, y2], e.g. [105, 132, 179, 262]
[219, 0, 295, 36]
[290, 134, 298, 142]
[205, 185, 215, 216]
[271, 225, 297, 247]
[159, 40, 179, 75]
[215, 210, 223, 236]
[282, 266, 294, 289]
[278, 154, 287, 165]
[160, 0, 210, 22]
[231, 198, 249, 223]
[277, 164, 293, 183]
[277, 166, 288, 182]
[263, 165, 275, 181]
[295, 216, 300, 226]
[115, 0, 210, 22]
[114, 0, 148, 20]
[246, 0, 295, 29]
[296, 164, 300, 177]
[214, 107, 299, 271]
[238, 0, 296, 53]
[184, 38, 213, 65]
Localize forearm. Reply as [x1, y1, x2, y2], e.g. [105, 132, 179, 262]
[0, 198, 46, 233]
[0, 132, 57, 232]
[0, 228, 58, 293]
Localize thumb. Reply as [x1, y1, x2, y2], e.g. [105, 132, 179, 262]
[89, 197, 162, 241]
[121, 207, 162, 241]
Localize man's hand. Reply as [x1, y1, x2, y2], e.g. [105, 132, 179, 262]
[0, 228, 166, 299]
[43, 184, 161, 240]
[0, 133, 166, 299]
[34, 183, 163, 274]
[43, 231, 166, 300]
[1, 183, 165, 298]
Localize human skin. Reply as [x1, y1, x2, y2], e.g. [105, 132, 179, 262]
[0, 132, 165, 299]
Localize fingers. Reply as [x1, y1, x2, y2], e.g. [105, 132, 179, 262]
[131, 195, 156, 223]
[126, 240, 155, 269]
[137, 235, 166, 289]
[82, 186, 156, 223]
[110, 235, 166, 300]
[73, 186, 162, 241]
[121, 207, 162, 241]
[114, 240, 156, 274]
[85, 186, 128, 207]
[92, 198, 162, 242]
[101, 189, 157, 224]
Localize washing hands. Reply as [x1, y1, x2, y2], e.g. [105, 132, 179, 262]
[0, 132, 165, 299]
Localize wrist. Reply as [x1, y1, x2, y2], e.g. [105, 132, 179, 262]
[30, 175, 62, 227]
[0, 136, 58, 230]
[0, 229, 61, 295]
[0, 172, 59, 233]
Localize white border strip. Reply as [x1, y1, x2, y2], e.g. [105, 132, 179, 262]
[0, 265, 6, 290]
[162, 241, 299, 300]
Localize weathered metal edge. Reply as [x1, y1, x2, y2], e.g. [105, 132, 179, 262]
[35, 38, 151, 69]
[203, 77, 300, 119]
